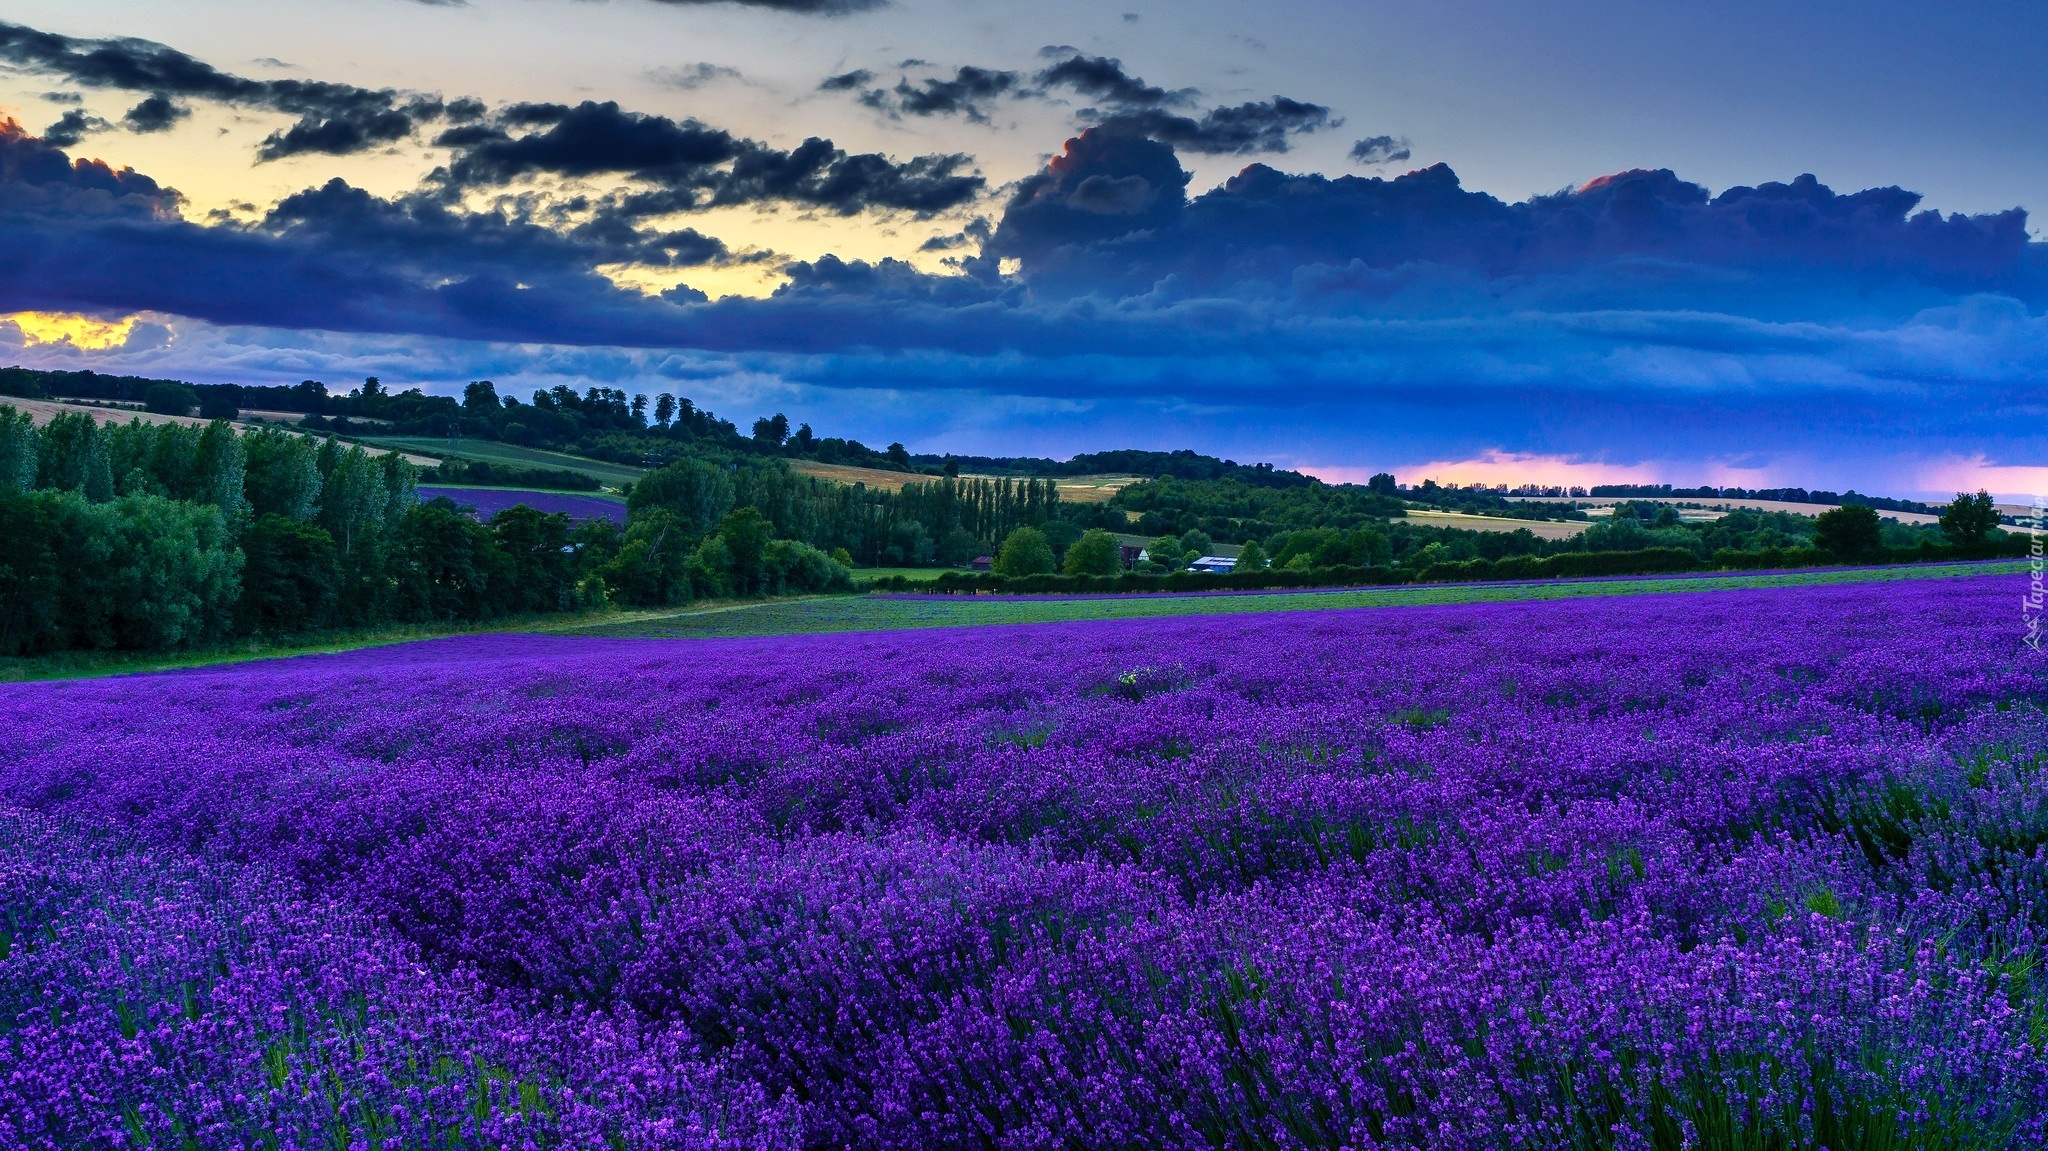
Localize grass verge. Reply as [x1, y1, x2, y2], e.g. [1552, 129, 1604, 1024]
[572, 560, 2028, 639]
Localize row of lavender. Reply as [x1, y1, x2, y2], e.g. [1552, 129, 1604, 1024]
[3, 577, 2046, 1147]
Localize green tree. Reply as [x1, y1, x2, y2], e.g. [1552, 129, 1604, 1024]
[143, 382, 199, 416]
[239, 514, 340, 634]
[995, 526, 1056, 576]
[243, 428, 323, 521]
[1147, 534, 1186, 571]
[390, 500, 500, 621]
[1939, 490, 2000, 550]
[1062, 528, 1122, 576]
[762, 539, 855, 594]
[490, 505, 577, 613]
[0, 405, 35, 494]
[60, 494, 241, 649]
[197, 389, 239, 421]
[719, 506, 775, 594]
[1813, 504, 1882, 557]
[0, 490, 64, 654]
[603, 508, 696, 606]
[628, 458, 736, 536]
[1235, 539, 1268, 571]
[192, 420, 249, 521]
[1179, 529, 1215, 558]
[320, 446, 388, 556]
[37, 411, 113, 501]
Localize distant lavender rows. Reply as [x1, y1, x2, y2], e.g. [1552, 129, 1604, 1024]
[417, 485, 628, 525]
[3, 576, 2046, 1148]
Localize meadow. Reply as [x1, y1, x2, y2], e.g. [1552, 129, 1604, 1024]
[364, 437, 651, 485]
[3, 570, 2045, 1148]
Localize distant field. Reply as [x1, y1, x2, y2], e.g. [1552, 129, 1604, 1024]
[790, 460, 1143, 504]
[3, 397, 443, 464]
[788, 461, 927, 490]
[567, 559, 2023, 639]
[1505, 494, 1945, 525]
[417, 486, 628, 525]
[1403, 509, 1590, 539]
[365, 438, 647, 484]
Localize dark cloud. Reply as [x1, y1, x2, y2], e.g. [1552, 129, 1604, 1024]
[41, 109, 109, 148]
[1031, 55, 1328, 153]
[433, 100, 984, 215]
[1091, 97, 1337, 155]
[1348, 135, 1412, 165]
[0, 117, 181, 223]
[987, 135, 2037, 309]
[1034, 55, 1188, 108]
[0, 20, 446, 160]
[819, 69, 874, 91]
[122, 94, 189, 133]
[39, 91, 82, 104]
[857, 66, 1023, 122]
[5, 91, 2042, 470]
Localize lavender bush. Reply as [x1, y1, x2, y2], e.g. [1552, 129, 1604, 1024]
[3, 575, 2045, 1148]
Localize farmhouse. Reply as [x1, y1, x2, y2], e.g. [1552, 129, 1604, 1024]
[969, 555, 994, 572]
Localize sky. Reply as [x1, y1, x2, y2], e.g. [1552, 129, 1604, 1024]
[1, 0, 2045, 496]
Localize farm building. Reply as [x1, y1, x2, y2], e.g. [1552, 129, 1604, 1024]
[1188, 556, 1237, 573]
[969, 555, 994, 572]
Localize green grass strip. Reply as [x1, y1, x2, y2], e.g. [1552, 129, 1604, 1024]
[571, 560, 2028, 639]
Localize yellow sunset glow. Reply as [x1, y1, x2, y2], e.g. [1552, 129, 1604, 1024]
[4, 311, 139, 350]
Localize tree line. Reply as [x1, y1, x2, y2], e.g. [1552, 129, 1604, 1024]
[0, 407, 860, 658]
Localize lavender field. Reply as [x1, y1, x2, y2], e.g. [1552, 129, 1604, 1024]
[3, 575, 2046, 1149]
[416, 487, 630, 526]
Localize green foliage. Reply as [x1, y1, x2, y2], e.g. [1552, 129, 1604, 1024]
[720, 506, 775, 594]
[0, 405, 34, 494]
[627, 458, 736, 535]
[36, 411, 113, 501]
[239, 515, 340, 634]
[1234, 539, 1268, 572]
[142, 381, 199, 416]
[57, 494, 242, 650]
[0, 490, 64, 655]
[604, 508, 698, 607]
[1940, 489, 2001, 549]
[242, 428, 323, 521]
[1063, 528, 1124, 576]
[761, 539, 855, 595]
[1814, 504, 1883, 557]
[1148, 534, 1187, 571]
[995, 526, 1057, 577]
